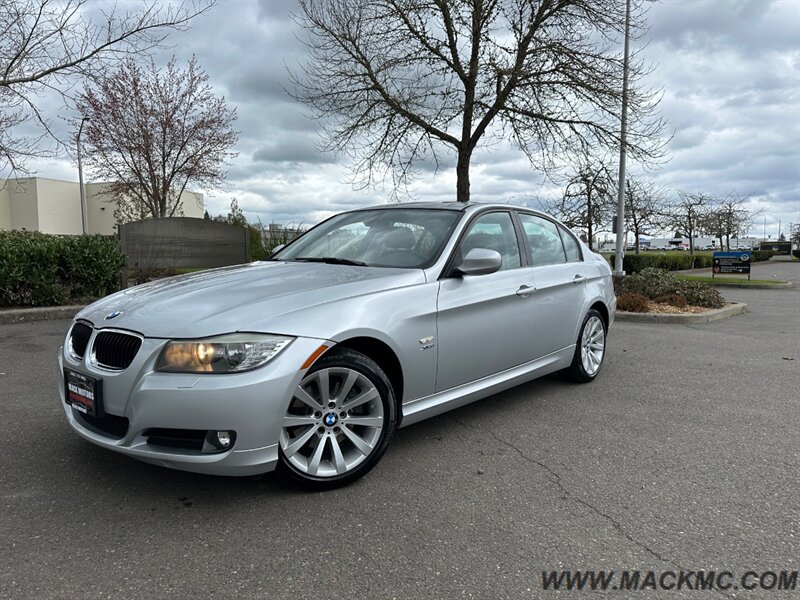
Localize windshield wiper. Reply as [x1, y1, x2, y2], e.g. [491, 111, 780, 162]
[292, 256, 368, 266]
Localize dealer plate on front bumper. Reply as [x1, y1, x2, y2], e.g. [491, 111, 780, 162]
[64, 368, 103, 417]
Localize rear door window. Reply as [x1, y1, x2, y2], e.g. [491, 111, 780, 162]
[518, 214, 567, 267]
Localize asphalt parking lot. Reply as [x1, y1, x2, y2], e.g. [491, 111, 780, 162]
[1, 261, 798, 599]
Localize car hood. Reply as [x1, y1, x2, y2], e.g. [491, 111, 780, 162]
[77, 261, 426, 338]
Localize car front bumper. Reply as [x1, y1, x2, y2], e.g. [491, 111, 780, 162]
[58, 332, 329, 477]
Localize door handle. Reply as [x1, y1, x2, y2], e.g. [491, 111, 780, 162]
[572, 274, 586, 284]
[516, 285, 535, 297]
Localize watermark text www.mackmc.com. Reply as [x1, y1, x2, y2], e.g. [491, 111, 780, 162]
[541, 570, 797, 592]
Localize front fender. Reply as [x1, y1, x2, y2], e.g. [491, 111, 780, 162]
[252, 281, 441, 403]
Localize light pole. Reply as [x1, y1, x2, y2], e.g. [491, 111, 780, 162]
[77, 116, 90, 235]
[614, 0, 632, 276]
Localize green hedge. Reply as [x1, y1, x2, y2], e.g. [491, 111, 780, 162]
[608, 250, 774, 273]
[751, 250, 774, 262]
[608, 253, 707, 273]
[0, 231, 126, 307]
[793, 250, 800, 259]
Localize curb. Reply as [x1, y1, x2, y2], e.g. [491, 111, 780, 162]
[0, 305, 86, 325]
[701, 281, 791, 289]
[615, 302, 749, 324]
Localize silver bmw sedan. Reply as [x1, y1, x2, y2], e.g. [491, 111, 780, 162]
[58, 203, 616, 489]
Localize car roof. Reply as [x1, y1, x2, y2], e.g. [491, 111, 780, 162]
[356, 201, 546, 214]
[356, 201, 468, 211]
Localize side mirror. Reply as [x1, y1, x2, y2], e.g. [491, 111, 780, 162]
[270, 243, 286, 256]
[455, 248, 502, 276]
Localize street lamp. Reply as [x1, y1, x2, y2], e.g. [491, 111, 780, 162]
[613, 0, 632, 276]
[77, 116, 90, 235]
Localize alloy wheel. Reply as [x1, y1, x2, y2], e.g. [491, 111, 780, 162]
[580, 316, 605, 376]
[280, 367, 385, 478]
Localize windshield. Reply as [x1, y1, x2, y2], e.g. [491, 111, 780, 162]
[274, 208, 462, 268]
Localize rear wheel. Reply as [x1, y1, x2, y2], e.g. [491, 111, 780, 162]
[277, 348, 397, 490]
[562, 309, 607, 383]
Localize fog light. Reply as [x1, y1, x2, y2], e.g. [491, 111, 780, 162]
[202, 430, 236, 453]
[216, 431, 232, 448]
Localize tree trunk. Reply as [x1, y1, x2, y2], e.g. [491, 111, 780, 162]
[634, 232, 640, 254]
[586, 188, 593, 251]
[586, 217, 594, 251]
[455, 148, 471, 203]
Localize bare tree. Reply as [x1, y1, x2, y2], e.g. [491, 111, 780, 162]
[0, 0, 213, 177]
[292, 0, 667, 202]
[541, 155, 614, 250]
[78, 56, 237, 221]
[665, 191, 712, 257]
[624, 176, 667, 254]
[700, 193, 760, 250]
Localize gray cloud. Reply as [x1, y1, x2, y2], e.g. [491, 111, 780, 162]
[631, 0, 800, 233]
[647, 0, 799, 55]
[6, 0, 797, 237]
[252, 137, 334, 164]
[256, 0, 296, 23]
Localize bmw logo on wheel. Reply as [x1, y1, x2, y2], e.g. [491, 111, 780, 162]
[324, 413, 337, 426]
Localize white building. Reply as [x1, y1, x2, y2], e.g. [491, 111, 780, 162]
[0, 177, 204, 235]
[645, 236, 761, 250]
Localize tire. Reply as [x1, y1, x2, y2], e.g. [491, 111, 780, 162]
[276, 348, 397, 490]
[562, 309, 607, 383]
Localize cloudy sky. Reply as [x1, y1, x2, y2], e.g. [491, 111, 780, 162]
[28, 0, 800, 239]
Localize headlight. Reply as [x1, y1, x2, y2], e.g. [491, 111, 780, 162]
[156, 334, 294, 373]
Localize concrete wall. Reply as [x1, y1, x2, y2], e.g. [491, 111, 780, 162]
[119, 217, 249, 269]
[85, 183, 118, 235]
[0, 185, 10, 230]
[35, 178, 83, 235]
[85, 184, 204, 235]
[181, 190, 204, 219]
[7, 178, 38, 231]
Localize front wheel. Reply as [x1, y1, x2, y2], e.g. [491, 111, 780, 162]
[562, 309, 607, 383]
[277, 348, 397, 490]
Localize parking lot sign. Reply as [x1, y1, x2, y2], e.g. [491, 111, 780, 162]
[712, 251, 751, 280]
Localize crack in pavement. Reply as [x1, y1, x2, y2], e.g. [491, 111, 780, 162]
[451, 416, 737, 599]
